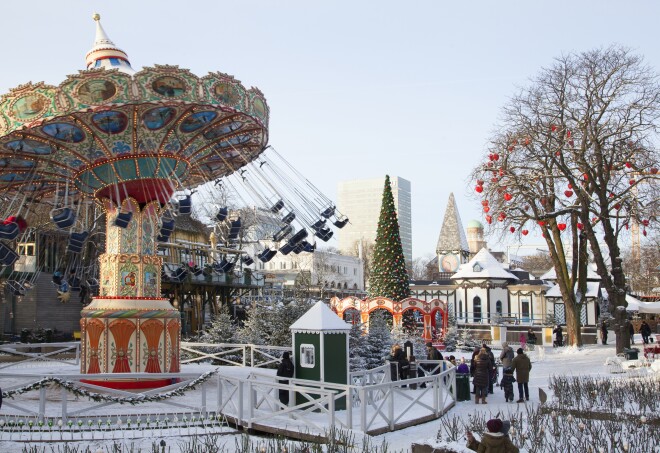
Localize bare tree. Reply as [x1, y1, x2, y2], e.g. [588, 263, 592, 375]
[623, 231, 660, 295]
[412, 254, 436, 280]
[472, 47, 660, 351]
[520, 252, 554, 278]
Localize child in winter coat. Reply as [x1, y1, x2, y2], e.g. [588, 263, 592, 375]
[500, 367, 516, 402]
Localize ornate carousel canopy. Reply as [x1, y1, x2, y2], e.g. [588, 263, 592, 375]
[0, 15, 269, 206]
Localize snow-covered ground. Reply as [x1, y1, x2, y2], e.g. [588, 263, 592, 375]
[0, 337, 656, 452]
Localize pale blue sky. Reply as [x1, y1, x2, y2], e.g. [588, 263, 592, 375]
[1, 1, 659, 259]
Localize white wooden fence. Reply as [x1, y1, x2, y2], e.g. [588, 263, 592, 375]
[0, 341, 456, 438]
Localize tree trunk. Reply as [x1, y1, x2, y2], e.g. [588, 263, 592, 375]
[564, 300, 582, 346]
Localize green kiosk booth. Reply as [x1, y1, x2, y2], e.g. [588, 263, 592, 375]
[290, 301, 351, 410]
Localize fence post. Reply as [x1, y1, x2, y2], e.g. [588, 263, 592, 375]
[201, 381, 207, 417]
[216, 375, 222, 412]
[328, 393, 335, 431]
[238, 380, 244, 427]
[359, 387, 367, 432]
[346, 386, 352, 429]
[39, 385, 46, 421]
[389, 383, 394, 430]
[61, 386, 68, 422]
[247, 380, 254, 429]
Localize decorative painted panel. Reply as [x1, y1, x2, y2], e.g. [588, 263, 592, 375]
[109, 319, 136, 373]
[140, 319, 164, 373]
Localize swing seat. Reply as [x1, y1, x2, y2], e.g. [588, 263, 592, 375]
[311, 219, 326, 230]
[301, 240, 316, 253]
[69, 276, 81, 291]
[177, 195, 192, 215]
[172, 266, 187, 281]
[114, 211, 133, 228]
[0, 242, 19, 266]
[315, 227, 333, 242]
[241, 255, 254, 266]
[333, 217, 349, 228]
[273, 225, 293, 242]
[215, 207, 228, 222]
[279, 242, 294, 255]
[269, 199, 284, 213]
[0, 222, 19, 240]
[158, 218, 175, 242]
[288, 228, 308, 245]
[6, 280, 25, 295]
[320, 206, 335, 219]
[281, 211, 295, 225]
[228, 218, 242, 240]
[257, 248, 277, 263]
[215, 259, 234, 273]
[67, 231, 89, 254]
[50, 207, 76, 229]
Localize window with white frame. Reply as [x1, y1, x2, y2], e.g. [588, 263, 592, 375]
[300, 344, 315, 368]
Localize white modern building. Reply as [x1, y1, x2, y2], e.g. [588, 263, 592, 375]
[337, 176, 412, 268]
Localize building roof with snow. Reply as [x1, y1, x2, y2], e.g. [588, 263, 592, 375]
[539, 263, 601, 281]
[545, 281, 602, 299]
[290, 301, 352, 333]
[451, 248, 519, 281]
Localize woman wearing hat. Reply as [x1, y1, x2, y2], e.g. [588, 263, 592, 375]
[466, 418, 519, 452]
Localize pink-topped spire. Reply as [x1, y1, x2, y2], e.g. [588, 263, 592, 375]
[85, 13, 135, 75]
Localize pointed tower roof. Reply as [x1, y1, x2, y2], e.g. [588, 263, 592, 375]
[290, 301, 351, 333]
[85, 13, 135, 75]
[451, 248, 519, 280]
[436, 193, 469, 254]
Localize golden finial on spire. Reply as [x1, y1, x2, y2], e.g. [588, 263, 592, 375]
[92, 13, 101, 22]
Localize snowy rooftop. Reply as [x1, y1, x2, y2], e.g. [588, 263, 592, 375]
[539, 263, 601, 281]
[545, 281, 601, 299]
[289, 300, 352, 332]
[451, 248, 519, 280]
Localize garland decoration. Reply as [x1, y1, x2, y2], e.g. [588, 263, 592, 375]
[1, 369, 218, 405]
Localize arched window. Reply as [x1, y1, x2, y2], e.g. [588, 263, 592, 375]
[495, 300, 503, 315]
[473, 296, 482, 323]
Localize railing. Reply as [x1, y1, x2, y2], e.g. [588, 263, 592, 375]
[0, 342, 80, 370]
[456, 312, 546, 325]
[180, 342, 291, 368]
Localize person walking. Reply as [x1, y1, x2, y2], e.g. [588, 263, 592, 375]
[473, 347, 492, 404]
[276, 351, 295, 406]
[601, 320, 608, 345]
[640, 321, 652, 345]
[553, 325, 563, 347]
[511, 348, 532, 402]
[629, 322, 636, 345]
[499, 342, 514, 369]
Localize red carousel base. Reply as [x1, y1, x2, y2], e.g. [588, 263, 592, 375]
[80, 378, 180, 390]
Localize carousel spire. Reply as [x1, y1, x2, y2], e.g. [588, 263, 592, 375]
[85, 13, 135, 75]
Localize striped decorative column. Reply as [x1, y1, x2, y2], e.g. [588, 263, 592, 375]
[80, 197, 180, 383]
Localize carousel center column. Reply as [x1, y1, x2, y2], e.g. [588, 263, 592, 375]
[80, 197, 181, 380]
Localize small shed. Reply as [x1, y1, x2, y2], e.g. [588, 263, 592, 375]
[290, 301, 351, 409]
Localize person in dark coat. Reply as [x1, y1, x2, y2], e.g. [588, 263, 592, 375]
[482, 343, 496, 394]
[473, 348, 492, 404]
[628, 322, 635, 345]
[640, 321, 652, 344]
[388, 343, 409, 381]
[467, 418, 519, 453]
[511, 348, 531, 402]
[276, 351, 295, 405]
[553, 325, 563, 347]
[600, 320, 608, 345]
[470, 346, 480, 394]
[526, 329, 537, 348]
[500, 367, 516, 403]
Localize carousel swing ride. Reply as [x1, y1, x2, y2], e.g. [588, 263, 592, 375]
[0, 14, 347, 383]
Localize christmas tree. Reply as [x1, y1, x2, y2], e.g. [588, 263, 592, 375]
[368, 175, 410, 301]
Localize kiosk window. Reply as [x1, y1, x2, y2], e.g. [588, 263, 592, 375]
[300, 344, 315, 368]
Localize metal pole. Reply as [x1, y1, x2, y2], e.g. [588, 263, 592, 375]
[201, 381, 207, 417]
[39, 386, 46, 421]
[61, 386, 68, 422]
